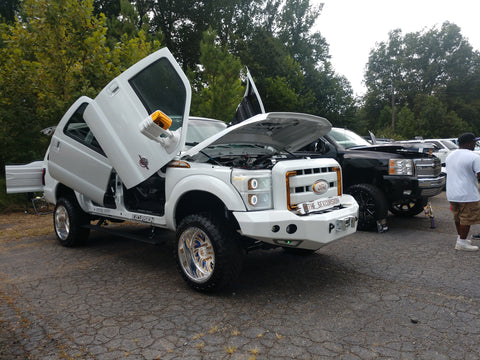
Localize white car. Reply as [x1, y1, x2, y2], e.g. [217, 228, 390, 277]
[395, 138, 458, 165]
[444, 137, 480, 156]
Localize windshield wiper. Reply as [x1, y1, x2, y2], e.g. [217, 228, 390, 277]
[199, 150, 223, 166]
[282, 148, 299, 158]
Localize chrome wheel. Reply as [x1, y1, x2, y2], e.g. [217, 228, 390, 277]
[178, 226, 215, 283]
[389, 198, 428, 217]
[55, 204, 70, 241]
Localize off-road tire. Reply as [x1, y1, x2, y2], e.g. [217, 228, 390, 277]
[389, 198, 428, 217]
[175, 213, 243, 292]
[346, 184, 388, 231]
[53, 197, 90, 247]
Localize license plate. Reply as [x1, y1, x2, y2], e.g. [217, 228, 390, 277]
[296, 196, 341, 215]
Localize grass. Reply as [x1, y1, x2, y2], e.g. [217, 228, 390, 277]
[0, 211, 53, 244]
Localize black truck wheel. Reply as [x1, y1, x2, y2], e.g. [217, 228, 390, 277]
[175, 213, 243, 292]
[389, 198, 428, 217]
[346, 184, 388, 231]
[53, 197, 90, 247]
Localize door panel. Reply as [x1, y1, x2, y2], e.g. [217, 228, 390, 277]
[48, 97, 113, 205]
[83, 48, 191, 189]
[5, 161, 44, 194]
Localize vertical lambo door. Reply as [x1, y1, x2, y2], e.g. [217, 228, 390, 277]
[47, 48, 191, 203]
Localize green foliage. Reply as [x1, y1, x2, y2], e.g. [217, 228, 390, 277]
[189, 28, 244, 122]
[0, 0, 160, 175]
[395, 106, 416, 139]
[364, 22, 480, 138]
[0, 0, 19, 23]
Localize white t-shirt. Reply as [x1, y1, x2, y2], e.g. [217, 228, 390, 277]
[445, 149, 480, 202]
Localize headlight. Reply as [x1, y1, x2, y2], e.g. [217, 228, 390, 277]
[232, 170, 272, 210]
[389, 159, 413, 175]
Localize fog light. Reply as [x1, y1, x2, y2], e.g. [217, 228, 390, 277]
[286, 224, 297, 234]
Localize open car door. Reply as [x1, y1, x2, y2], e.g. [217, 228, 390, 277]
[231, 69, 265, 125]
[84, 48, 191, 189]
[48, 48, 191, 203]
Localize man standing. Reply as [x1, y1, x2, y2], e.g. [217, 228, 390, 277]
[445, 132, 480, 251]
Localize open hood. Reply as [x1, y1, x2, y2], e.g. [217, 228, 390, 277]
[183, 112, 332, 158]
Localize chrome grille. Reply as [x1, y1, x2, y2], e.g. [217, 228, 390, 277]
[414, 157, 441, 178]
[288, 166, 339, 206]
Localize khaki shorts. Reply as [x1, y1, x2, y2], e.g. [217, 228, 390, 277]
[450, 201, 480, 225]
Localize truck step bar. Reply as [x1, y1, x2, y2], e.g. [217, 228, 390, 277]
[84, 221, 172, 245]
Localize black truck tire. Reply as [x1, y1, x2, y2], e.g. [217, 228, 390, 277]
[53, 197, 90, 247]
[346, 184, 388, 231]
[389, 198, 428, 217]
[175, 213, 243, 292]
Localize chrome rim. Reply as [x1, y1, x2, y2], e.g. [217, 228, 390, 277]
[392, 200, 414, 212]
[178, 227, 215, 283]
[55, 205, 70, 241]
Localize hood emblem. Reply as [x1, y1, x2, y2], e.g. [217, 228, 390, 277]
[138, 155, 149, 170]
[312, 180, 329, 195]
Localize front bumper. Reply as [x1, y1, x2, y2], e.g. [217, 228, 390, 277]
[383, 174, 446, 200]
[233, 194, 359, 250]
[417, 176, 446, 197]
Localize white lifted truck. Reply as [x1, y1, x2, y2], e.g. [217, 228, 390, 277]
[6, 48, 358, 291]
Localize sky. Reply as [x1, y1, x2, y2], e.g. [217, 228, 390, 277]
[312, 0, 480, 96]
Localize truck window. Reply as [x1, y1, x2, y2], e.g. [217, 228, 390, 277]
[129, 58, 186, 131]
[64, 102, 106, 156]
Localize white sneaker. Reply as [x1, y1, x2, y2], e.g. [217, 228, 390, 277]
[457, 235, 473, 245]
[455, 239, 479, 251]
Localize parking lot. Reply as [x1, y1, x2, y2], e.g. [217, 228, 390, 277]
[1, 191, 479, 360]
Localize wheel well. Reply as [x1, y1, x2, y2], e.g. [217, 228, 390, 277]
[175, 191, 239, 230]
[56, 184, 76, 201]
[343, 167, 383, 190]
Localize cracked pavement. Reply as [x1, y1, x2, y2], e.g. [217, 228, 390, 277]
[1, 191, 479, 359]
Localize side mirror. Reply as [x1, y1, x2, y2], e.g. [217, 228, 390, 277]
[139, 110, 173, 140]
[316, 140, 330, 153]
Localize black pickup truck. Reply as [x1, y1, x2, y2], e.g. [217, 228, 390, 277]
[232, 71, 445, 231]
[296, 128, 446, 230]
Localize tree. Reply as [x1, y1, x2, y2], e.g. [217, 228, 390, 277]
[189, 28, 244, 122]
[0, 0, 19, 23]
[0, 0, 160, 170]
[364, 22, 480, 137]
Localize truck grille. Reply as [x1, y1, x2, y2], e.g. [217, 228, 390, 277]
[287, 166, 341, 210]
[414, 158, 441, 178]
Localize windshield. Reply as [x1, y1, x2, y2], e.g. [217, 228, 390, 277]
[328, 128, 371, 149]
[186, 118, 227, 146]
[439, 140, 458, 150]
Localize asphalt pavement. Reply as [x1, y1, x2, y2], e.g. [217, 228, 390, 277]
[1, 191, 479, 359]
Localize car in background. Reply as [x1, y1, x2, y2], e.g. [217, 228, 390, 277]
[394, 138, 458, 166]
[295, 128, 445, 231]
[444, 137, 480, 156]
[185, 116, 227, 149]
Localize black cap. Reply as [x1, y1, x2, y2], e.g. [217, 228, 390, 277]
[457, 132, 480, 146]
